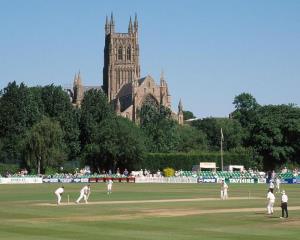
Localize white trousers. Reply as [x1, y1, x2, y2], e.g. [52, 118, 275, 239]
[76, 193, 88, 203]
[107, 184, 112, 192]
[221, 190, 228, 200]
[55, 192, 62, 204]
[267, 200, 275, 214]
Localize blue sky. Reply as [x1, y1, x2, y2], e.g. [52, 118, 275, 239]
[0, 0, 299, 117]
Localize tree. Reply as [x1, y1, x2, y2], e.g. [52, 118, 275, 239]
[140, 102, 179, 152]
[176, 125, 207, 152]
[250, 104, 300, 170]
[80, 89, 114, 145]
[0, 82, 43, 163]
[83, 117, 146, 172]
[22, 117, 66, 174]
[232, 92, 260, 128]
[191, 117, 244, 151]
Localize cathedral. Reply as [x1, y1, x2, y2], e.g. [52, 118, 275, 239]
[69, 14, 184, 125]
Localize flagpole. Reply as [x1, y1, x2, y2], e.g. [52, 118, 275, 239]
[221, 128, 224, 171]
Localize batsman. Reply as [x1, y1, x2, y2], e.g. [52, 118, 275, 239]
[76, 184, 91, 204]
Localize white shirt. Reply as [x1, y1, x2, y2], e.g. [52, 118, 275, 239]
[55, 187, 64, 195]
[281, 194, 288, 203]
[267, 192, 275, 201]
[222, 182, 228, 190]
[80, 186, 90, 195]
[269, 182, 274, 189]
[107, 180, 113, 185]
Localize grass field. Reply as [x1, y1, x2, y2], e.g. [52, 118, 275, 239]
[0, 183, 299, 240]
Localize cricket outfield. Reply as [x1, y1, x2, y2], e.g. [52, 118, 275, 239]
[0, 183, 299, 240]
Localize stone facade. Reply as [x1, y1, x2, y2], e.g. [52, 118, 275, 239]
[70, 14, 184, 124]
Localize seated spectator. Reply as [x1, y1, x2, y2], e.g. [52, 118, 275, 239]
[116, 168, 120, 176]
[123, 168, 129, 176]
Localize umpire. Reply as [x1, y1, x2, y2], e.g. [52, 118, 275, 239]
[280, 190, 288, 218]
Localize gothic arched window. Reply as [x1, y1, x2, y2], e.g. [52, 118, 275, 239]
[127, 47, 131, 61]
[118, 47, 123, 60]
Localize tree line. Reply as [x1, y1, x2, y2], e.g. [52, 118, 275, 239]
[0, 82, 299, 173]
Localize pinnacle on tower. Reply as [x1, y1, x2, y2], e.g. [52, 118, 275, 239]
[110, 12, 114, 25]
[110, 12, 115, 33]
[77, 70, 82, 85]
[160, 69, 165, 86]
[132, 70, 138, 87]
[128, 16, 133, 33]
[105, 15, 110, 34]
[73, 73, 78, 85]
[134, 13, 138, 32]
[178, 99, 183, 112]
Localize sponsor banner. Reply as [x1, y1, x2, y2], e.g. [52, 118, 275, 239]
[96, 178, 104, 183]
[128, 177, 135, 183]
[281, 178, 294, 184]
[135, 177, 197, 184]
[59, 178, 73, 183]
[89, 178, 97, 183]
[41, 177, 136, 183]
[48, 178, 59, 183]
[80, 178, 89, 183]
[120, 178, 128, 183]
[197, 177, 217, 183]
[293, 178, 300, 184]
[257, 178, 267, 184]
[0, 177, 43, 184]
[73, 178, 81, 183]
[228, 178, 257, 184]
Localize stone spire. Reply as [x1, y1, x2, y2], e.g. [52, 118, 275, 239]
[73, 73, 77, 86]
[77, 70, 82, 85]
[178, 99, 183, 113]
[134, 13, 138, 33]
[132, 70, 138, 87]
[178, 99, 184, 125]
[160, 69, 165, 86]
[110, 12, 115, 33]
[105, 15, 110, 35]
[128, 16, 133, 34]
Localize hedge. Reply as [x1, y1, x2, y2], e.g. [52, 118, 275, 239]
[141, 151, 253, 171]
[0, 163, 19, 176]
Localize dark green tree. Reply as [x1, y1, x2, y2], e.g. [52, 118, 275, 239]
[22, 117, 66, 174]
[251, 104, 300, 170]
[39, 85, 81, 161]
[232, 92, 260, 129]
[79, 89, 114, 145]
[0, 82, 43, 163]
[140, 102, 179, 152]
[191, 117, 244, 151]
[176, 125, 207, 152]
[83, 117, 146, 172]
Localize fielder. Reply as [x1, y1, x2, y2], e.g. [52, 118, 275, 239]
[54, 186, 64, 205]
[107, 179, 113, 195]
[275, 178, 281, 193]
[267, 189, 275, 215]
[269, 180, 274, 193]
[220, 180, 228, 200]
[76, 185, 91, 204]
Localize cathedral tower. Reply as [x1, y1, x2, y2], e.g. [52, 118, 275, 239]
[103, 13, 141, 102]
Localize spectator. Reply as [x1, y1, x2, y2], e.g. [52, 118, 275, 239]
[123, 168, 129, 176]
